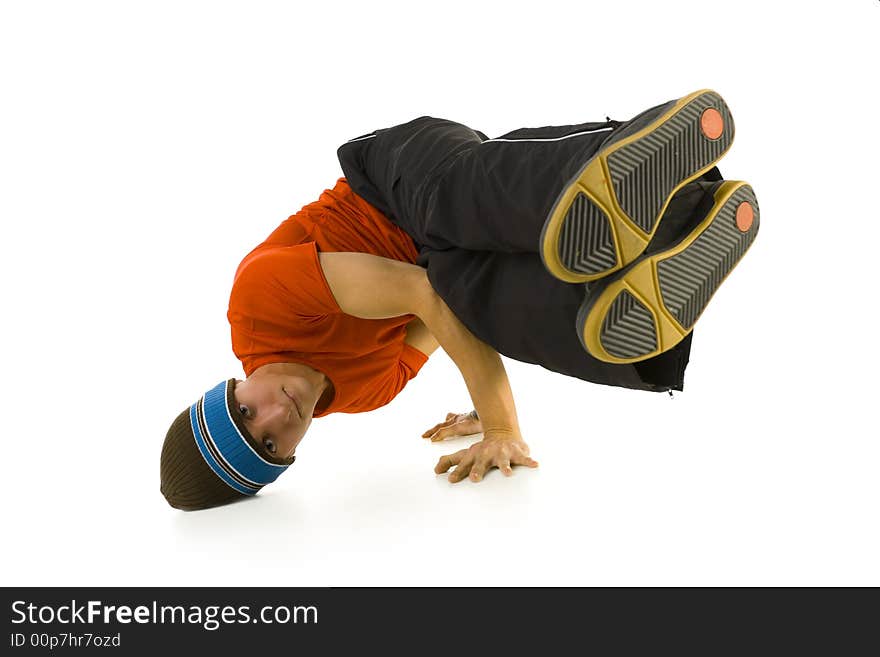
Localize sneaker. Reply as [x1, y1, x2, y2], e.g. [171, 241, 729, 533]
[576, 180, 759, 364]
[540, 89, 735, 283]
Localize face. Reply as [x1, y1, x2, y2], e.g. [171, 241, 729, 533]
[232, 372, 318, 461]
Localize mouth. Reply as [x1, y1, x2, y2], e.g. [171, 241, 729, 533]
[283, 388, 303, 420]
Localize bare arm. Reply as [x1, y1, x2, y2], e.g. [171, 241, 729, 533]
[318, 251, 537, 481]
[319, 251, 517, 433]
[417, 286, 520, 437]
[404, 316, 440, 358]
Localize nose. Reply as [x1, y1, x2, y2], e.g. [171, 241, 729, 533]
[257, 401, 297, 433]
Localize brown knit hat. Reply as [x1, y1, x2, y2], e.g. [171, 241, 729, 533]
[160, 379, 295, 511]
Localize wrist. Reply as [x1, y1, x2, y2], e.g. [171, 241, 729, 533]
[481, 426, 522, 440]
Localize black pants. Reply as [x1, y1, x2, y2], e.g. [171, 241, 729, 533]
[337, 116, 694, 392]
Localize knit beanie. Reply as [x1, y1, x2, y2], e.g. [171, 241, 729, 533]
[160, 379, 295, 510]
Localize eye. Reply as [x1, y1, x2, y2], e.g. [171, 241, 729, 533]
[238, 404, 250, 418]
[263, 437, 276, 454]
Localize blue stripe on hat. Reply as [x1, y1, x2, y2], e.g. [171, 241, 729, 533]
[190, 380, 291, 495]
[190, 404, 259, 496]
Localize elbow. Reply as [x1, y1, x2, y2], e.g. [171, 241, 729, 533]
[415, 270, 442, 326]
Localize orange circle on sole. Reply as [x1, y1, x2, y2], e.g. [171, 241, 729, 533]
[735, 202, 754, 232]
[700, 108, 724, 140]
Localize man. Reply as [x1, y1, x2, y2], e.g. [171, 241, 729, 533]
[160, 89, 759, 510]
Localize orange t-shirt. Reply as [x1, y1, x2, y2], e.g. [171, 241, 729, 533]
[227, 178, 429, 417]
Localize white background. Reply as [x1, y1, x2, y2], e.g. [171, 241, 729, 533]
[2, 0, 878, 586]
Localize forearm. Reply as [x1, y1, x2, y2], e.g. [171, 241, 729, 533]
[419, 288, 520, 435]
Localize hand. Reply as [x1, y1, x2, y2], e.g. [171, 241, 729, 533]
[421, 410, 482, 442]
[434, 429, 538, 483]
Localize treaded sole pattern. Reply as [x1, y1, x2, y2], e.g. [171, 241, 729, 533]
[600, 290, 658, 359]
[542, 89, 735, 283]
[581, 181, 760, 364]
[558, 192, 618, 273]
[607, 92, 734, 234]
[657, 185, 759, 330]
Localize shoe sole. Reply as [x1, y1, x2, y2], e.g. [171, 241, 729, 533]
[576, 181, 760, 364]
[540, 89, 735, 283]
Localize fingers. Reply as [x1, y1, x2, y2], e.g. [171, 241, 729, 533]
[429, 423, 476, 442]
[448, 457, 474, 483]
[421, 419, 446, 437]
[424, 426, 454, 442]
[422, 413, 478, 441]
[437, 452, 537, 482]
[434, 449, 468, 474]
[435, 436, 538, 483]
[429, 427, 454, 443]
[511, 453, 539, 468]
[422, 423, 450, 439]
[468, 454, 494, 482]
[436, 447, 476, 483]
[421, 412, 462, 439]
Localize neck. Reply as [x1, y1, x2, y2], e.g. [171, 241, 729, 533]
[258, 360, 322, 380]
